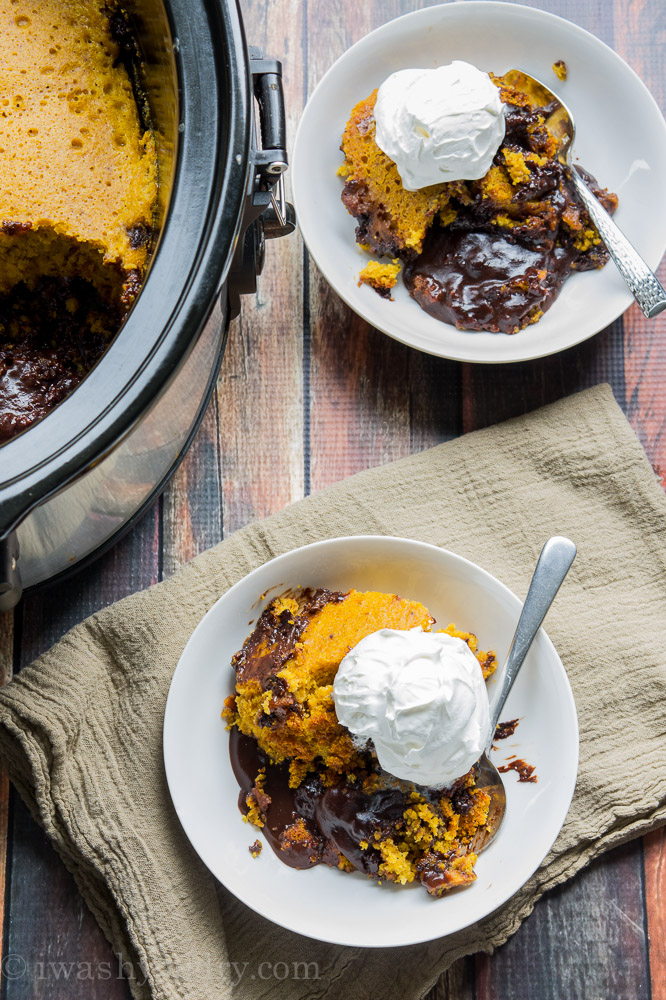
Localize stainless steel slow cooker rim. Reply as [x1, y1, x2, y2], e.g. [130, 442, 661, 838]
[0, 0, 252, 539]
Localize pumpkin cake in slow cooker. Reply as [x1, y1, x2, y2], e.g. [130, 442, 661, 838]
[0, 0, 158, 444]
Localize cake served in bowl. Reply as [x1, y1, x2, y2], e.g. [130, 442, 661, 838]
[339, 61, 617, 334]
[224, 586, 498, 895]
[164, 533, 578, 944]
[0, 0, 158, 443]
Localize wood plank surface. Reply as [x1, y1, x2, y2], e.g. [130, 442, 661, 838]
[216, 0, 306, 533]
[0, 609, 12, 972]
[1, 0, 665, 997]
[3, 510, 161, 1000]
[610, 5, 666, 997]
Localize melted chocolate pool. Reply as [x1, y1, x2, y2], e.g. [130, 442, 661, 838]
[231, 727, 393, 873]
[230, 728, 476, 892]
[405, 229, 576, 334]
[403, 159, 617, 335]
[0, 276, 121, 444]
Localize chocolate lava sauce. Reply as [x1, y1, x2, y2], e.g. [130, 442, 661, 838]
[0, 276, 120, 444]
[498, 759, 537, 783]
[231, 727, 392, 873]
[405, 229, 576, 333]
[402, 99, 618, 334]
[495, 719, 520, 740]
[229, 728, 474, 892]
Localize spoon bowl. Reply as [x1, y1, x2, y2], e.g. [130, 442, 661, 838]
[503, 68, 666, 319]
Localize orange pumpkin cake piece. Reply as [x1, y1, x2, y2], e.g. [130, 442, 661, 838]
[227, 589, 434, 785]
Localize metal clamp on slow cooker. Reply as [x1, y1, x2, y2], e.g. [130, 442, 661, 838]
[0, 531, 20, 612]
[228, 46, 296, 316]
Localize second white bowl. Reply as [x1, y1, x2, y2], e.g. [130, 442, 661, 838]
[164, 535, 578, 946]
[292, 2, 666, 363]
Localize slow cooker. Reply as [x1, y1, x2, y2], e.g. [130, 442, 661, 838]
[0, 0, 294, 610]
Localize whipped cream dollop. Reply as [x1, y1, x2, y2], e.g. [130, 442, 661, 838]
[374, 61, 505, 190]
[332, 627, 491, 788]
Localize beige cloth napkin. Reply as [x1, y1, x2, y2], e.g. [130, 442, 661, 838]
[1, 383, 665, 1000]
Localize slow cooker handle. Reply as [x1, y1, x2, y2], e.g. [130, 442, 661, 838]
[252, 55, 287, 175]
[228, 47, 295, 316]
[0, 530, 22, 612]
[248, 47, 289, 186]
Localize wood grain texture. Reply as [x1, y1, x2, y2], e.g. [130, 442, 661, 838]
[0, 610, 13, 966]
[216, 0, 306, 535]
[309, 265, 463, 490]
[644, 829, 666, 1000]
[4, 510, 161, 1000]
[4, 794, 133, 1000]
[1, 0, 665, 997]
[461, 322, 626, 433]
[611, 3, 666, 995]
[475, 842, 650, 1000]
[161, 365, 224, 578]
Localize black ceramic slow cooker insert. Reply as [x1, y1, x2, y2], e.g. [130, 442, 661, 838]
[0, 0, 294, 609]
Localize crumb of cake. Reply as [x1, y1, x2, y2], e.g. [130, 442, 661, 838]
[378, 838, 414, 885]
[553, 60, 568, 81]
[244, 770, 270, 827]
[439, 204, 458, 227]
[572, 228, 602, 252]
[279, 818, 321, 864]
[358, 259, 401, 298]
[502, 149, 532, 186]
[416, 850, 478, 895]
[249, 840, 262, 858]
[441, 623, 497, 679]
[222, 694, 236, 724]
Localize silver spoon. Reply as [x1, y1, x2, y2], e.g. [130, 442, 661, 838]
[504, 68, 666, 320]
[471, 535, 577, 852]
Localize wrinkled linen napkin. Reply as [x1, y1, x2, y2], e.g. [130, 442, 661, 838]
[1, 383, 666, 1000]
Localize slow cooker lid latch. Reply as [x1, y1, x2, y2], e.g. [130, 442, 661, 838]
[228, 47, 296, 317]
[250, 49, 288, 180]
[0, 530, 22, 612]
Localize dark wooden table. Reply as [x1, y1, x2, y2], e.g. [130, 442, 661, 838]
[1, 0, 665, 996]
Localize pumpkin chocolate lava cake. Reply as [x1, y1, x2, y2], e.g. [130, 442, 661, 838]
[339, 67, 618, 333]
[224, 587, 499, 895]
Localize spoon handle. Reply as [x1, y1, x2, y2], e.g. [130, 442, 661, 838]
[487, 536, 576, 746]
[569, 168, 666, 319]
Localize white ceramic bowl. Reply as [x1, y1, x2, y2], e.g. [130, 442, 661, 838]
[163, 536, 579, 947]
[292, 2, 666, 363]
